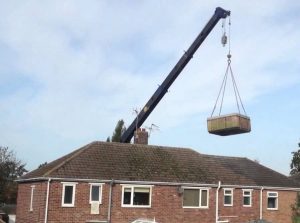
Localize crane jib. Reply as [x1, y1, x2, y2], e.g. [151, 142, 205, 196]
[120, 7, 230, 143]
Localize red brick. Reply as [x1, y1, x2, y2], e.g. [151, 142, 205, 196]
[16, 181, 297, 223]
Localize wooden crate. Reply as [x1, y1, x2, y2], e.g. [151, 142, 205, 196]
[207, 113, 251, 136]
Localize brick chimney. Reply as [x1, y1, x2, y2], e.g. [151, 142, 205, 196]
[134, 128, 148, 145]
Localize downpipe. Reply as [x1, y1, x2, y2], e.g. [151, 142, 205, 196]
[44, 178, 51, 223]
[108, 180, 114, 223]
[216, 181, 221, 223]
[216, 181, 229, 223]
[260, 187, 264, 220]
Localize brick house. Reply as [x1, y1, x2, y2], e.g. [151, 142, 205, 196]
[16, 141, 299, 223]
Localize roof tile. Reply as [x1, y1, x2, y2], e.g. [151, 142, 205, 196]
[20, 141, 298, 188]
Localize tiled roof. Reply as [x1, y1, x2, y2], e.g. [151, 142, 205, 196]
[20, 141, 298, 188]
[289, 173, 300, 185]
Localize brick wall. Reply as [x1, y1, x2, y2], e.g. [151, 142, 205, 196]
[263, 190, 297, 223]
[46, 181, 109, 223]
[218, 188, 260, 223]
[16, 181, 298, 223]
[110, 184, 216, 223]
[16, 182, 47, 223]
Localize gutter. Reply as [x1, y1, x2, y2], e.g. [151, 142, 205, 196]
[16, 177, 113, 183]
[16, 178, 300, 191]
[44, 178, 51, 223]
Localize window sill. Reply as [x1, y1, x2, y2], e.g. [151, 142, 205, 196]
[121, 205, 151, 208]
[86, 221, 108, 223]
[89, 202, 102, 205]
[182, 206, 209, 209]
[61, 205, 75, 208]
[267, 208, 278, 211]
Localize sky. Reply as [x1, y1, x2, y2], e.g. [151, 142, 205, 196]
[0, 1, 299, 175]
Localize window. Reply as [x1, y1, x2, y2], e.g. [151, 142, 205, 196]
[182, 187, 209, 208]
[122, 185, 152, 207]
[267, 191, 278, 210]
[224, 188, 233, 206]
[29, 185, 35, 211]
[89, 183, 103, 204]
[243, 189, 252, 207]
[61, 182, 77, 207]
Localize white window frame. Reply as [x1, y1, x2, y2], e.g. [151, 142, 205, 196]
[121, 185, 153, 208]
[61, 182, 77, 207]
[29, 185, 35, 211]
[89, 183, 103, 204]
[267, 191, 278, 210]
[182, 187, 210, 209]
[242, 189, 252, 207]
[224, 188, 233, 206]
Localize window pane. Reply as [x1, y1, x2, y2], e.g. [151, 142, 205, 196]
[183, 189, 200, 207]
[91, 186, 100, 201]
[201, 190, 208, 207]
[124, 188, 131, 192]
[244, 191, 250, 196]
[244, 196, 250, 206]
[268, 197, 276, 208]
[133, 187, 150, 205]
[224, 190, 232, 195]
[64, 186, 73, 204]
[268, 192, 277, 197]
[123, 188, 131, 205]
[224, 195, 232, 205]
[134, 187, 150, 193]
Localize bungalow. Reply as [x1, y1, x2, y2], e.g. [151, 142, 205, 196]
[16, 140, 299, 223]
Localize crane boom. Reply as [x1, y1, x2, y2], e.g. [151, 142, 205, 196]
[120, 7, 230, 143]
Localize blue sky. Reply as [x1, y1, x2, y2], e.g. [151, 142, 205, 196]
[0, 1, 299, 175]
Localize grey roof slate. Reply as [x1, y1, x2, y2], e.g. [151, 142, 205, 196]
[20, 141, 298, 188]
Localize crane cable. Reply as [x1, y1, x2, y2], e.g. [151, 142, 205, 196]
[210, 16, 247, 117]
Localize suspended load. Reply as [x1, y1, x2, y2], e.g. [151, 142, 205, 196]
[207, 53, 251, 136]
[207, 113, 251, 136]
[207, 18, 251, 136]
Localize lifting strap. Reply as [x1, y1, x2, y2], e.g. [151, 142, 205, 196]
[210, 16, 247, 117]
[210, 54, 247, 117]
